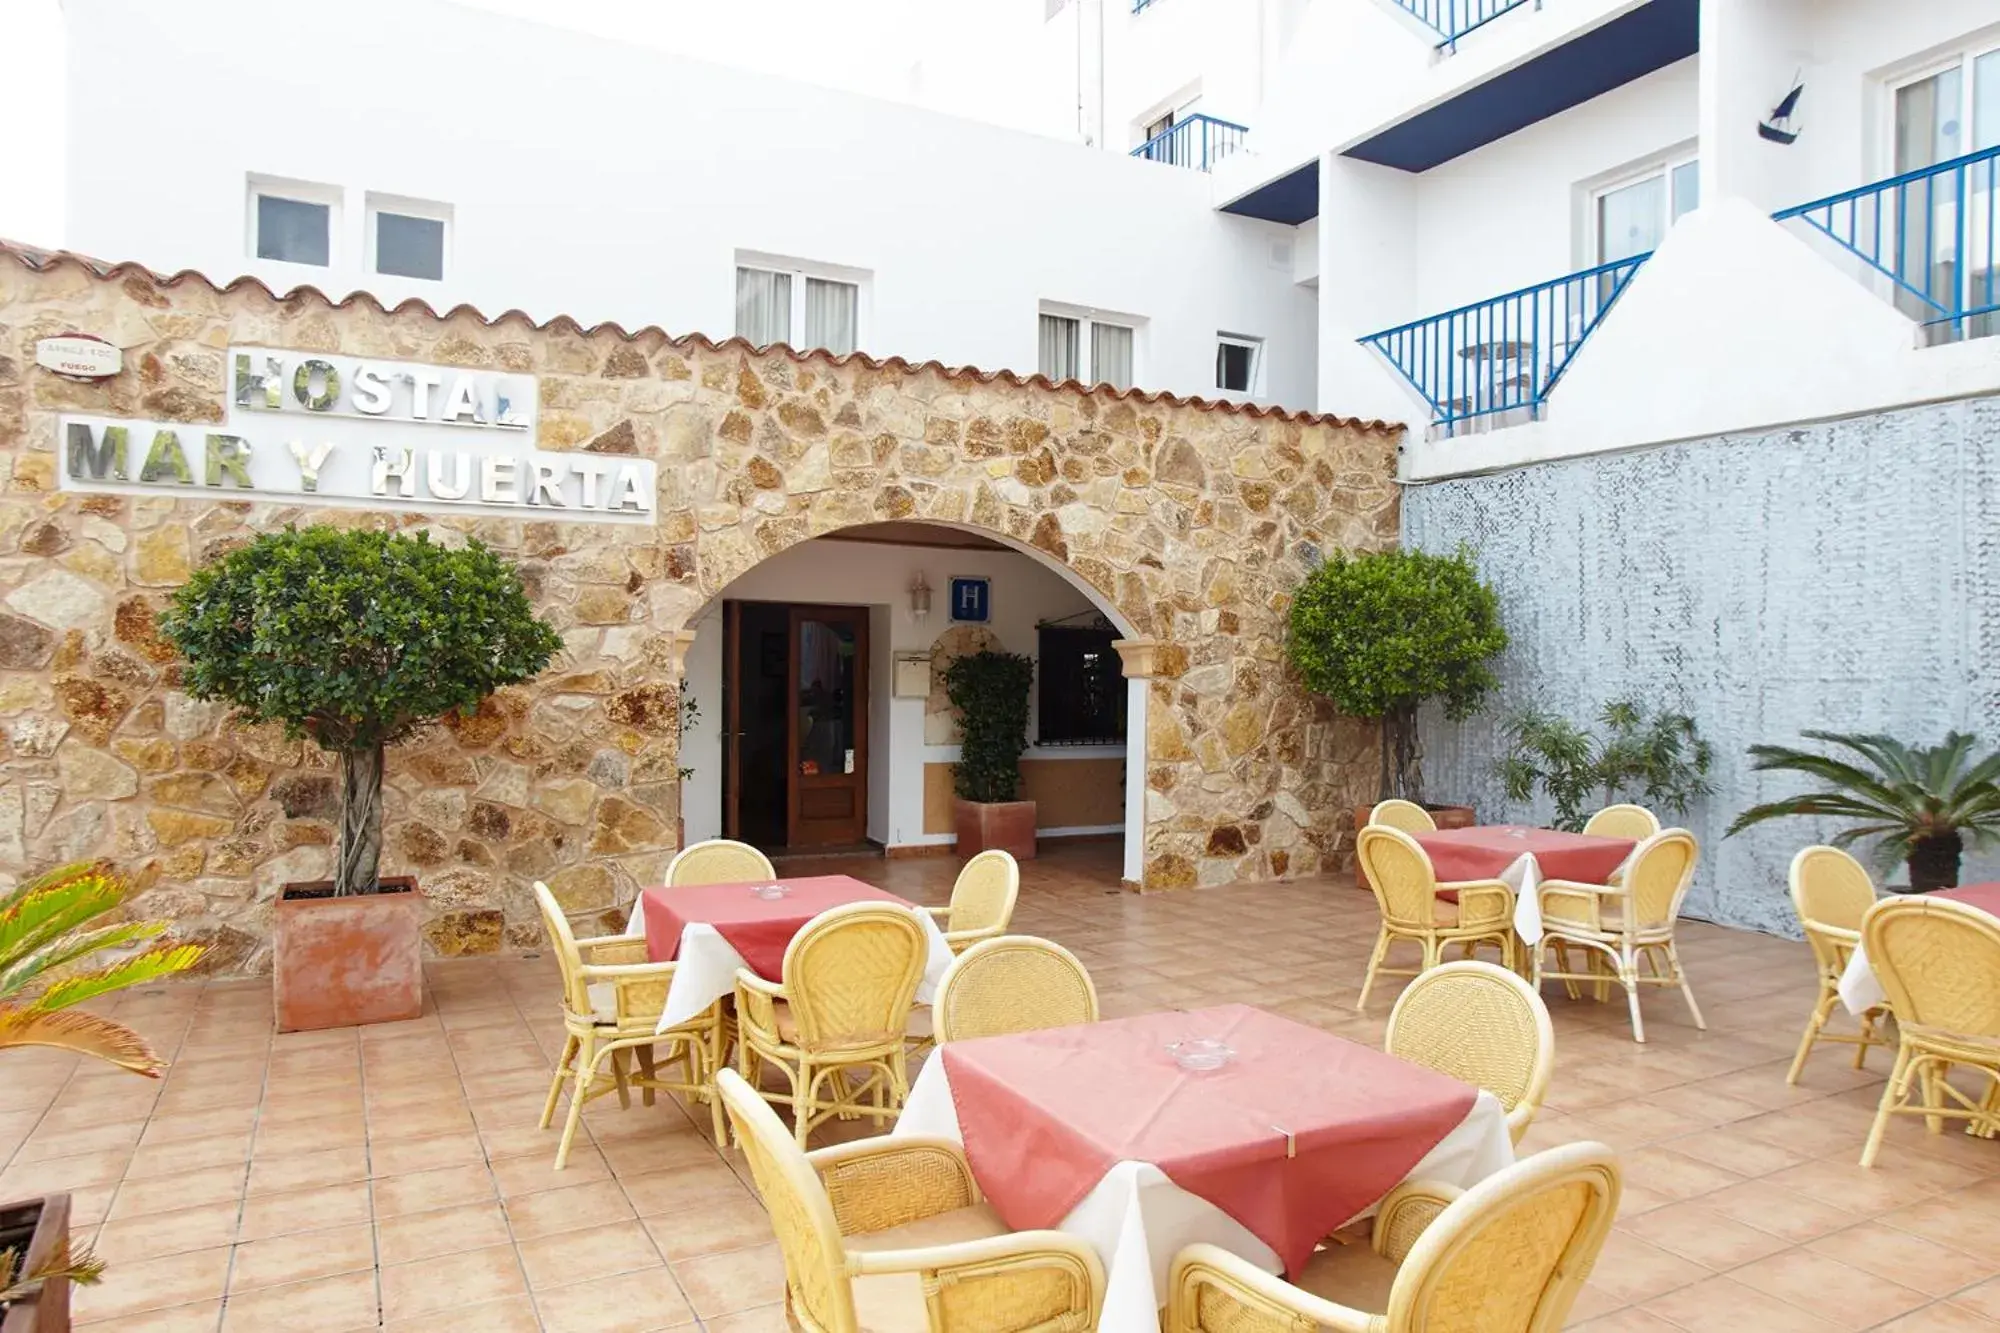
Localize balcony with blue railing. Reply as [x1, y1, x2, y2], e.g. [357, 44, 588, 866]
[1775, 142, 2000, 343]
[1131, 113, 1248, 173]
[1360, 255, 1650, 437]
[1392, 0, 1537, 50]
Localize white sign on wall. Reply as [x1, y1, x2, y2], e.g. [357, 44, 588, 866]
[58, 347, 655, 522]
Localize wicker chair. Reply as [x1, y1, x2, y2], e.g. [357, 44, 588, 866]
[531, 883, 721, 1168]
[1355, 825, 1514, 1013]
[1533, 829, 1703, 1044]
[1165, 1141, 1620, 1333]
[932, 936, 1099, 1043]
[926, 850, 1021, 954]
[1581, 804, 1660, 841]
[667, 838, 776, 887]
[716, 1068, 1104, 1331]
[736, 902, 929, 1147]
[1368, 799, 1438, 834]
[1859, 895, 2000, 1167]
[1787, 845, 1890, 1085]
[1386, 961, 1553, 1147]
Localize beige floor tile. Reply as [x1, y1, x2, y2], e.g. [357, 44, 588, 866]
[367, 1130, 487, 1178]
[504, 1179, 635, 1241]
[236, 1180, 372, 1242]
[218, 1269, 380, 1332]
[532, 1267, 699, 1332]
[371, 1162, 496, 1218]
[69, 1245, 231, 1324]
[382, 1295, 544, 1332]
[1951, 1278, 2000, 1321]
[1804, 1221, 1997, 1298]
[639, 1198, 775, 1261]
[669, 1243, 788, 1320]
[619, 1162, 755, 1215]
[245, 1144, 369, 1196]
[227, 1223, 377, 1294]
[379, 1243, 529, 1321]
[1696, 1180, 1865, 1244]
[125, 1132, 254, 1182]
[517, 1222, 666, 1290]
[1876, 1303, 2000, 1332]
[1623, 1200, 1794, 1271]
[1641, 1275, 1845, 1331]
[76, 1298, 224, 1331]
[1727, 1248, 1930, 1331]
[375, 1200, 513, 1264]
[107, 1164, 248, 1222]
[1570, 1309, 1688, 1332]
[89, 1200, 243, 1265]
[491, 1146, 613, 1197]
[698, 1303, 792, 1333]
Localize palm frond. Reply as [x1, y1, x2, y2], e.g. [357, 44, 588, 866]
[0, 875, 128, 993]
[0, 1006, 166, 1076]
[0, 1236, 105, 1303]
[0, 921, 167, 1001]
[31, 945, 207, 1014]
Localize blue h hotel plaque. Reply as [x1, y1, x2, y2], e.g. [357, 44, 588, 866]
[949, 577, 990, 623]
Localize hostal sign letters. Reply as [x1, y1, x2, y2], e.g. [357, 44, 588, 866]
[59, 347, 656, 522]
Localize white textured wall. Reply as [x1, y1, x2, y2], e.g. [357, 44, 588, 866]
[1404, 391, 2000, 935]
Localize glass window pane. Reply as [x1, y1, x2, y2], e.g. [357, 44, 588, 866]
[1896, 68, 1963, 172]
[1670, 160, 1699, 222]
[375, 212, 444, 280]
[797, 619, 858, 777]
[255, 195, 329, 266]
[1216, 340, 1255, 392]
[803, 277, 858, 355]
[1975, 50, 2000, 151]
[1597, 174, 1665, 264]
[735, 267, 792, 346]
[1091, 322, 1133, 389]
[1039, 314, 1080, 380]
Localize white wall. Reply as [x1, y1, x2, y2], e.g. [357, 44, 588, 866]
[678, 535, 1130, 852]
[62, 0, 1319, 412]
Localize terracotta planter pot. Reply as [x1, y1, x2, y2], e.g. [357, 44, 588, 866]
[1, 1193, 71, 1333]
[273, 877, 423, 1032]
[955, 799, 1038, 861]
[1352, 802, 1476, 891]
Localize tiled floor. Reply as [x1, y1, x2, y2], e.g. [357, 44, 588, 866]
[5, 840, 1998, 1331]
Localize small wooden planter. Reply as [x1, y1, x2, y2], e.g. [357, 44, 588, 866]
[1, 1193, 71, 1333]
[955, 799, 1038, 861]
[273, 877, 424, 1032]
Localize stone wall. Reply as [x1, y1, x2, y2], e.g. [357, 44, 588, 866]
[1405, 392, 2000, 935]
[0, 247, 1401, 970]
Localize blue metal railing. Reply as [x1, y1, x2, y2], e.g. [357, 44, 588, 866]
[1131, 113, 1248, 173]
[1359, 254, 1651, 435]
[1774, 142, 2000, 341]
[1393, 0, 1536, 49]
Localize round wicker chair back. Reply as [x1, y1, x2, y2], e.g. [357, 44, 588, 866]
[666, 838, 776, 888]
[947, 850, 1021, 936]
[716, 1068, 857, 1333]
[1356, 824, 1444, 930]
[1369, 799, 1438, 834]
[1864, 896, 2000, 1039]
[934, 936, 1099, 1043]
[782, 903, 928, 1054]
[1581, 804, 1660, 841]
[1624, 829, 1699, 931]
[530, 880, 593, 1018]
[1386, 961, 1552, 1122]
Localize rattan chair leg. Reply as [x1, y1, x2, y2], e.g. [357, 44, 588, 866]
[1788, 986, 1837, 1085]
[541, 1035, 579, 1129]
[555, 1031, 597, 1169]
[1620, 946, 1646, 1043]
[1854, 1010, 1878, 1071]
[1669, 945, 1705, 1030]
[1861, 1041, 1913, 1167]
[636, 1043, 658, 1107]
[1357, 930, 1389, 1012]
[610, 1048, 632, 1110]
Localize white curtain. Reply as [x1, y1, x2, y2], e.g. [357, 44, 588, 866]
[1039, 314, 1080, 381]
[735, 267, 791, 347]
[1091, 322, 1133, 389]
[804, 278, 859, 355]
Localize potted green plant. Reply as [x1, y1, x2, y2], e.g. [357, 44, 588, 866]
[1286, 548, 1508, 837]
[1494, 700, 1714, 831]
[943, 649, 1038, 859]
[161, 527, 560, 1031]
[1726, 730, 2000, 891]
[2, 861, 206, 1332]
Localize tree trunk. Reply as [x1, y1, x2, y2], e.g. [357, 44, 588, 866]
[1906, 831, 1964, 892]
[334, 743, 386, 897]
[1381, 705, 1423, 803]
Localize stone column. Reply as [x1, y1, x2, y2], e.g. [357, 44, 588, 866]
[1112, 639, 1159, 892]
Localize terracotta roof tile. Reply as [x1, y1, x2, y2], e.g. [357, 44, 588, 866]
[0, 237, 1400, 434]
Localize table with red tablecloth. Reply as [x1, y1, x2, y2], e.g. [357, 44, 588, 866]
[1414, 826, 1636, 944]
[1838, 882, 2000, 1014]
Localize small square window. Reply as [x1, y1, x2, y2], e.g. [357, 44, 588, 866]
[375, 211, 446, 280]
[255, 195, 330, 266]
[1216, 335, 1262, 394]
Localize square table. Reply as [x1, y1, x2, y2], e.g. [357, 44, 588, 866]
[895, 1003, 1513, 1329]
[1839, 882, 2000, 1014]
[632, 874, 954, 1032]
[1414, 826, 1636, 944]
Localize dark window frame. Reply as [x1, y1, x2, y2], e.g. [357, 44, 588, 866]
[1036, 623, 1127, 746]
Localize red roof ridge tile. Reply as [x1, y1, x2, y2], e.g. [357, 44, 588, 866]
[0, 237, 1401, 435]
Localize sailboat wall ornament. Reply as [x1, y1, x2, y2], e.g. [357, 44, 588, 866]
[1760, 74, 1805, 145]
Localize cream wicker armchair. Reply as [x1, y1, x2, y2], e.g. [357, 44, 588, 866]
[1368, 799, 1438, 834]
[736, 902, 929, 1147]
[926, 850, 1021, 954]
[1386, 961, 1553, 1147]
[717, 1068, 1104, 1332]
[1355, 825, 1515, 1013]
[666, 837, 776, 887]
[1787, 845, 1889, 1085]
[1859, 896, 2000, 1167]
[1581, 804, 1661, 841]
[932, 936, 1099, 1043]
[531, 883, 721, 1168]
[1534, 828, 1703, 1044]
[1166, 1141, 1620, 1333]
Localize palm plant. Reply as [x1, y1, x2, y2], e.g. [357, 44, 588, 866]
[1726, 731, 2000, 890]
[1495, 700, 1714, 832]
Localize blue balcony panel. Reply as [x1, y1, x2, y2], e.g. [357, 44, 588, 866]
[1221, 162, 1320, 226]
[1344, 0, 1697, 173]
[1132, 113, 1249, 172]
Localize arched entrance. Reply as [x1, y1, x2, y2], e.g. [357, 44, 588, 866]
[677, 519, 1147, 881]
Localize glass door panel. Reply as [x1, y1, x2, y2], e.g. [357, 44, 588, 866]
[788, 607, 867, 847]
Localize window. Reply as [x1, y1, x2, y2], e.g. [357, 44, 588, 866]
[1592, 153, 1698, 266]
[1038, 307, 1137, 389]
[248, 177, 337, 267]
[1143, 111, 1175, 145]
[1037, 623, 1126, 744]
[735, 259, 862, 355]
[1215, 333, 1263, 394]
[367, 195, 450, 281]
[1890, 46, 1999, 328]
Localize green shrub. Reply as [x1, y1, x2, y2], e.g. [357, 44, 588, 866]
[943, 650, 1036, 804]
[1287, 548, 1507, 803]
[160, 527, 561, 896]
[1494, 700, 1714, 832]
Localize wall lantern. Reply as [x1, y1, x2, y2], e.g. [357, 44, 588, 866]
[909, 570, 932, 622]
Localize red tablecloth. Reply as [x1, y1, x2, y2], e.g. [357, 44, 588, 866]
[940, 1003, 1477, 1278]
[639, 875, 914, 978]
[1416, 826, 1634, 885]
[1933, 883, 2000, 914]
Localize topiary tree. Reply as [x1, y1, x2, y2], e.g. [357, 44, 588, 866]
[943, 650, 1036, 804]
[160, 527, 562, 897]
[1287, 548, 1508, 804]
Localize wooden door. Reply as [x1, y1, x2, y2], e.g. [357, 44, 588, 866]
[786, 605, 868, 847]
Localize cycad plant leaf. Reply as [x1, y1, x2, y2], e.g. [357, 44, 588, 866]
[0, 863, 129, 991]
[31, 945, 207, 1014]
[0, 1005, 167, 1076]
[0, 921, 168, 1001]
